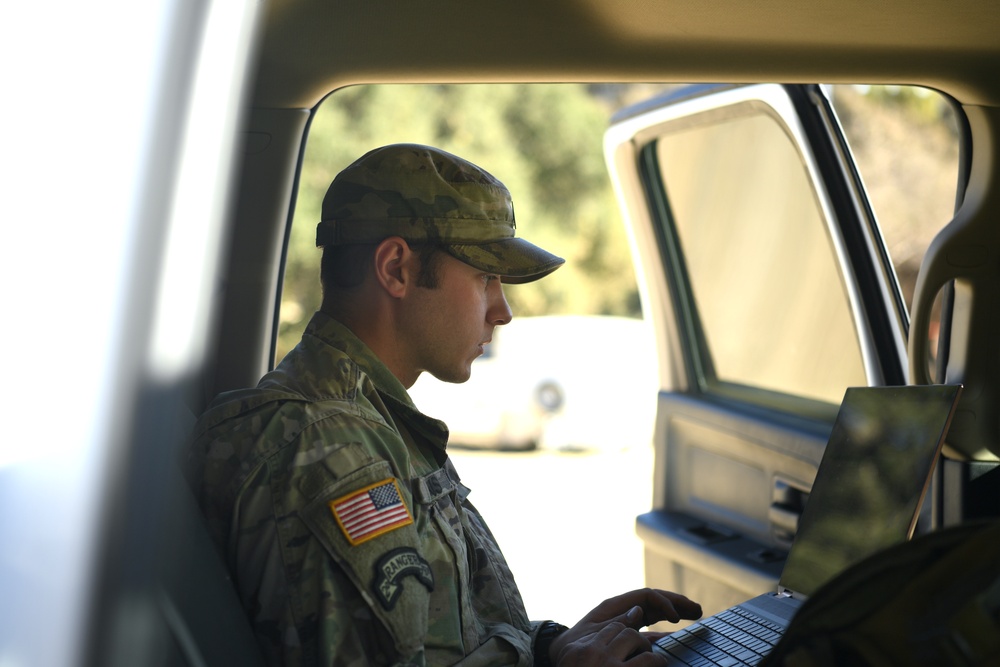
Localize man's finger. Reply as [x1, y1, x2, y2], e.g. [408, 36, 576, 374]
[645, 589, 702, 623]
[577, 588, 703, 629]
[605, 623, 652, 660]
[623, 605, 644, 627]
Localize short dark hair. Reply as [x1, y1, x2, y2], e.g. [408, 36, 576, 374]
[413, 244, 443, 288]
[320, 242, 443, 293]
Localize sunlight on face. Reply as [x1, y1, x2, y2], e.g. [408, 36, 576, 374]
[405, 254, 512, 385]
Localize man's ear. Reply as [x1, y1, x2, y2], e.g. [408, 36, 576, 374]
[372, 236, 415, 298]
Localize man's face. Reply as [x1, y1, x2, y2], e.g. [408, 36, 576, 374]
[402, 251, 513, 384]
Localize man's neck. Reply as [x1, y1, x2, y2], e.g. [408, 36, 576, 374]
[320, 303, 418, 389]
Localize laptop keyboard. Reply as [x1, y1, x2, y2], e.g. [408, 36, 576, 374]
[654, 605, 784, 666]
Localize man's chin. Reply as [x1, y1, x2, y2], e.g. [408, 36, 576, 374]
[429, 367, 472, 384]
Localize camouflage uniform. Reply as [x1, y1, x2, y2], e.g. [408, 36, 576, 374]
[188, 144, 566, 665]
[187, 312, 545, 666]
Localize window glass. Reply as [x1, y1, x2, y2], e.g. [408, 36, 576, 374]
[656, 110, 867, 404]
[829, 85, 960, 377]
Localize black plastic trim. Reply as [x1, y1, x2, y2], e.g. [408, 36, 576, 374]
[787, 84, 906, 386]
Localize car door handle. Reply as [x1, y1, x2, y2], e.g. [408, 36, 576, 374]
[768, 503, 800, 541]
[770, 478, 808, 547]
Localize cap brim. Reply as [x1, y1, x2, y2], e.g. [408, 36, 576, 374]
[444, 238, 565, 284]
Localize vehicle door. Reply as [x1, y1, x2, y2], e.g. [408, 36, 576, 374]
[604, 84, 911, 616]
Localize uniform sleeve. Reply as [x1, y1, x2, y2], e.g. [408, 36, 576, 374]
[228, 437, 431, 666]
[295, 459, 436, 662]
[221, 411, 535, 666]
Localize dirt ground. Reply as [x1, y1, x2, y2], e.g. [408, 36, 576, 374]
[449, 444, 654, 626]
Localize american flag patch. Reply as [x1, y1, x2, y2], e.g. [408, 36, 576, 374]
[330, 478, 413, 545]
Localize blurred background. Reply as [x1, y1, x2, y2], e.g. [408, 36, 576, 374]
[278, 83, 958, 361]
[274, 83, 958, 624]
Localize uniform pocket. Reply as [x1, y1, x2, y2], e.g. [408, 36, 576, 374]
[412, 466, 533, 665]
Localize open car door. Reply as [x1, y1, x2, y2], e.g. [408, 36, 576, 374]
[604, 84, 913, 616]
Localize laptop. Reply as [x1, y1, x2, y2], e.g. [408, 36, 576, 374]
[654, 384, 963, 667]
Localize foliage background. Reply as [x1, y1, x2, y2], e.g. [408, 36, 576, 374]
[276, 84, 958, 361]
[278, 84, 651, 360]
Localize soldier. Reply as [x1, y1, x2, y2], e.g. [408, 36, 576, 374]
[186, 144, 701, 666]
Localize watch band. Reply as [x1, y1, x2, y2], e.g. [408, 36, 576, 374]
[534, 621, 569, 667]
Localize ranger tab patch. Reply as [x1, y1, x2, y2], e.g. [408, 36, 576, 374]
[374, 548, 435, 610]
[330, 478, 414, 545]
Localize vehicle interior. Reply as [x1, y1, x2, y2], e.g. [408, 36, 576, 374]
[29, 1, 999, 665]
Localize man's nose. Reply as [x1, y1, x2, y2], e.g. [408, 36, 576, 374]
[489, 284, 513, 326]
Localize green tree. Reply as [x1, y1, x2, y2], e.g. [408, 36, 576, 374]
[278, 84, 642, 360]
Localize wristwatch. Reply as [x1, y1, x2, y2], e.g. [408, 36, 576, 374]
[533, 621, 569, 666]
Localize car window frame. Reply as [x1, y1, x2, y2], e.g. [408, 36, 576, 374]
[610, 84, 909, 421]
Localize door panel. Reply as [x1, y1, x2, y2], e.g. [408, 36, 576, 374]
[660, 397, 826, 545]
[605, 84, 907, 617]
[639, 392, 828, 617]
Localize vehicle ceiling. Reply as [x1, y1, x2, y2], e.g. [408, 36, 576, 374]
[252, 0, 1000, 109]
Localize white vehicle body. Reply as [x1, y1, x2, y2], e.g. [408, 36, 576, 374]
[410, 315, 657, 451]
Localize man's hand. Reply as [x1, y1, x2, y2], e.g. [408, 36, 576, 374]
[549, 588, 702, 666]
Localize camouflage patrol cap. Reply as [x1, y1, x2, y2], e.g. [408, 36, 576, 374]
[317, 143, 565, 284]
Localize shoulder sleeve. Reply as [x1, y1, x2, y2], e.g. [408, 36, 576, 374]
[294, 456, 434, 661]
[204, 397, 426, 666]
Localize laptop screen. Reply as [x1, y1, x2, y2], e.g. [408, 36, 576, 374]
[778, 384, 961, 598]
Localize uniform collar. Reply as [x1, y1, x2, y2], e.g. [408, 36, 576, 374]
[304, 311, 414, 408]
[304, 312, 450, 448]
